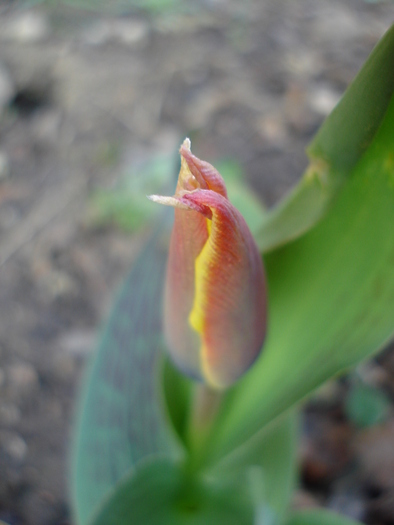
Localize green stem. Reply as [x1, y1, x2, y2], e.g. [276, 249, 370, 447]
[186, 383, 222, 457]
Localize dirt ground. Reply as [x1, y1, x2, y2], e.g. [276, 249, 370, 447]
[0, 1, 394, 524]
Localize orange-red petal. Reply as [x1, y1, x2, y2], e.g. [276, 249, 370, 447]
[150, 139, 267, 389]
[181, 189, 267, 388]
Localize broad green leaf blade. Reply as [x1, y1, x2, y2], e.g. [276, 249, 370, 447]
[256, 24, 394, 252]
[215, 410, 299, 524]
[72, 216, 182, 525]
[89, 458, 254, 525]
[255, 158, 336, 252]
[308, 24, 394, 172]
[162, 356, 193, 449]
[285, 509, 362, 525]
[196, 91, 394, 467]
[249, 411, 298, 523]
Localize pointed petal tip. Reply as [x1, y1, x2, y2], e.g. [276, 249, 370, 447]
[179, 141, 228, 198]
[180, 137, 191, 153]
[148, 194, 192, 210]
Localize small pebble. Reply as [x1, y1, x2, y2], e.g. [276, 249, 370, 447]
[32, 110, 62, 145]
[57, 329, 95, 358]
[1, 432, 27, 462]
[52, 352, 77, 382]
[8, 362, 39, 395]
[113, 19, 149, 47]
[1, 11, 49, 43]
[355, 421, 394, 490]
[36, 269, 78, 300]
[0, 403, 21, 425]
[292, 489, 321, 510]
[256, 113, 288, 147]
[328, 491, 366, 522]
[309, 87, 342, 116]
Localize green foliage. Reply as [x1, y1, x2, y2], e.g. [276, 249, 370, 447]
[88, 153, 175, 232]
[88, 154, 265, 235]
[88, 413, 298, 525]
[22, 0, 187, 15]
[194, 26, 394, 466]
[73, 25, 394, 525]
[72, 216, 182, 525]
[89, 459, 254, 525]
[73, 216, 298, 525]
[345, 381, 390, 428]
[285, 510, 363, 525]
[256, 25, 394, 252]
[213, 411, 298, 524]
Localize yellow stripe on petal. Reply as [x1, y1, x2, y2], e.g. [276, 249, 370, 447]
[150, 140, 266, 389]
[183, 188, 266, 390]
[188, 218, 212, 337]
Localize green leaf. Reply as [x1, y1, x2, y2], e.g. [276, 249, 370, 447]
[255, 25, 394, 252]
[89, 458, 254, 525]
[162, 356, 194, 449]
[307, 25, 394, 173]
[194, 61, 394, 467]
[345, 382, 390, 428]
[88, 153, 176, 232]
[285, 509, 363, 525]
[72, 216, 182, 525]
[249, 412, 298, 523]
[30, 0, 186, 14]
[214, 411, 298, 524]
[255, 157, 336, 252]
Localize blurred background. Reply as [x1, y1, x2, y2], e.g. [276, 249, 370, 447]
[0, 1, 394, 524]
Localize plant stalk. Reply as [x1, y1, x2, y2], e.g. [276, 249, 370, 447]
[187, 383, 222, 455]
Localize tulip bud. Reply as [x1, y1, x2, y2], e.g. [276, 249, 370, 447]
[149, 139, 267, 389]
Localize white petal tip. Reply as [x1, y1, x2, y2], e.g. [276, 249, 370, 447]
[181, 137, 191, 151]
[147, 194, 191, 210]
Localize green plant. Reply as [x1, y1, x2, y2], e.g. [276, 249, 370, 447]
[87, 153, 175, 232]
[72, 25, 394, 525]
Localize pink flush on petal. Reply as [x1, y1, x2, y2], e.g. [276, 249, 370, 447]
[149, 139, 267, 390]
